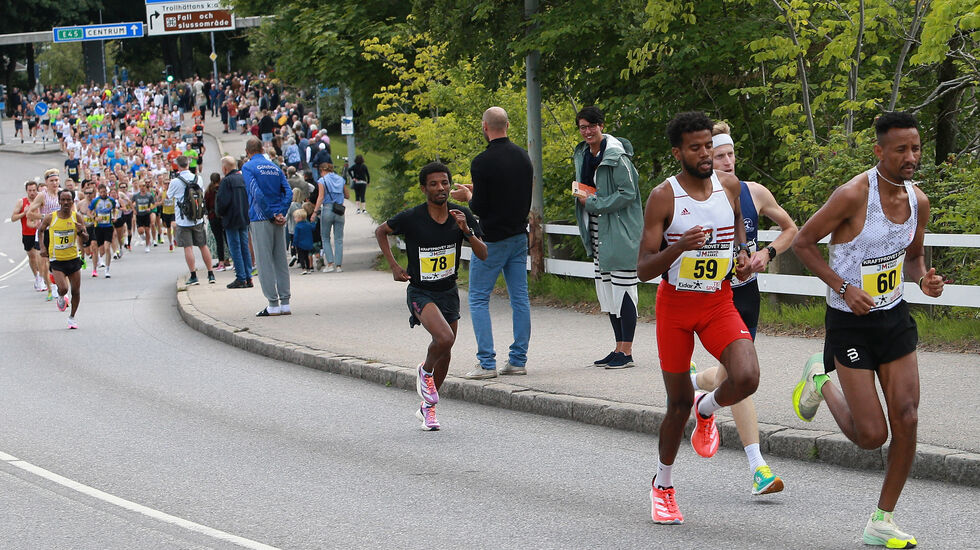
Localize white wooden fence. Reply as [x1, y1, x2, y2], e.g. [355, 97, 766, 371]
[456, 224, 980, 308]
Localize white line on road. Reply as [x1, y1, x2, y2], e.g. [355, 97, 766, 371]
[0, 252, 7, 257]
[0, 256, 27, 282]
[0, 450, 279, 550]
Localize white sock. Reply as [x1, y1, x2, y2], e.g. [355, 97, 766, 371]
[655, 460, 673, 488]
[745, 443, 766, 472]
[697, 391, 721, 418]
[690, 372, 701, 391]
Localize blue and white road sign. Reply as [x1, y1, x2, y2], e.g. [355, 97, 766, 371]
[35, 102, 48, 117]
[52, 22, 144, 43]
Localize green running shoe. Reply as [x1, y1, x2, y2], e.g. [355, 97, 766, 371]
[689, 360, 697, 375]
[863, 510, 917, 548]
[793, 352, 825, 422]
[752, 465, 784, 495]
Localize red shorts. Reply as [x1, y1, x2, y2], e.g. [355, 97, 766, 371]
[655, 280, 751, 373]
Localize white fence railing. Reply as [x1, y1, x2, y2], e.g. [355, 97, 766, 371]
[455, 224, 980, 308]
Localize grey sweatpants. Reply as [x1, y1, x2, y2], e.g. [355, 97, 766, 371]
[250, 220, 291, 307]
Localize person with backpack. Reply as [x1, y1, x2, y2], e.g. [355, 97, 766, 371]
[167, 155, 214, 285]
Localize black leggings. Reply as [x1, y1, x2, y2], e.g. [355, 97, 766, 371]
[352, 182, 367, 202]
[609, 294, 638, 343]
[297, 249, 311, 269]
[209, 218, 227, 261]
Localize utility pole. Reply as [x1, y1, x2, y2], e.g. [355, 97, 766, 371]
[99, 10, 107, 85]
[525, 0, 545, 278]
[210, 32, 218, 82]
[315, 82, 321, 121]
[343, 86, 355, 161]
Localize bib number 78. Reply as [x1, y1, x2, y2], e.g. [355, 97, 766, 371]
[429, 256, 448, 271]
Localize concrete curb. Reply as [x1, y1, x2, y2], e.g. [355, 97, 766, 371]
[176, 282, 980, 488]
[204, 131, 227, 158]
[0, 145, 59, 155]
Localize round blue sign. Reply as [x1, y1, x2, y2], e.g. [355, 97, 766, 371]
[35, 102, 48, 117]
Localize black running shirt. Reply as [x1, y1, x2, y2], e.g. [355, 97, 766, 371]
[386, 202, 482, 292]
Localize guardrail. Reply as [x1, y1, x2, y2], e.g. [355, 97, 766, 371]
[454, 224, 980, 308]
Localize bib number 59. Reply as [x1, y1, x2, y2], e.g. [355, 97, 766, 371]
[692, 259, 718, 279]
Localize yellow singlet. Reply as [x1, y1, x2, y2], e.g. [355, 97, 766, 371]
[48, 212, 80, 261]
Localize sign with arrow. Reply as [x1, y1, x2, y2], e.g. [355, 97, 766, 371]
[145, 1, 234, 36]
[52, 22, 144, 43]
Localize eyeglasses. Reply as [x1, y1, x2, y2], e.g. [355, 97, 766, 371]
[578, 123, 600, 132]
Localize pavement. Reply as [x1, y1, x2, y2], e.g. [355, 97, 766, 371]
[25, 112, 975, 488]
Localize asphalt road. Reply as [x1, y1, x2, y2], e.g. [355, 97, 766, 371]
[2, 147, 977, 549]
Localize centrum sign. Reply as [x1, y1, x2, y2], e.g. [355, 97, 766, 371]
[145, 1, 235, 36]
[52, 22, 144, 43]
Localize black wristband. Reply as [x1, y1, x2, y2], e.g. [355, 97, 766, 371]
[767, 245, 777, 261]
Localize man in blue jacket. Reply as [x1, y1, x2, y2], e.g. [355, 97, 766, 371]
[242, 137, 292, 316]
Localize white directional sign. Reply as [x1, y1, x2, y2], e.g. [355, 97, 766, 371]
[52, 22, 144, 43]
[145, 1, 235, 36]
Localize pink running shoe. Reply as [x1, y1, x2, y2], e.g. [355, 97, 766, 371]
[56, 295, 67, 312]
[691, 393, 720, 458]
[650, 478, 683, 524]
[416, 403, 440, 431]
[416, 363, 439, 405]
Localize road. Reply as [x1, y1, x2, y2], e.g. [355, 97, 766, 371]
[1, 146, 977, 548]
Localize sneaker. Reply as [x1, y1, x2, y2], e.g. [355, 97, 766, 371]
[81, 258, 86, 269]
[650, 478, 683, 524]
[752, 465, 784, 495]
[46, 290, 53, 302]
[67, 317, 78, 330]
[251, 268, 259, 277]
[335, 266, 343, 273]
[416, 363, 439, 405]
[226, 279, 247, 289]
[186, 274, 200, 286]
[605, 353, 635, 369]
[91, 269, 98, 278]
[56, 295, 67, 312]
[689, 360, 697, 375]
[793, 352, 826, 422]
[215, 264, 225, 272]
[104, 270, 111, 279]
[463, 366, 498, 380]
[592, 351, 618, 367]
[208, 273, 215, 284]
[691, 393, 720, 458]
[169, 244, 174, 252]
[863, 510, 917, 548]
[321, 266, 335, 273]
[145, 246, 150, 253]
[499, 362, 527, 375]
[153, 242, 158, 247]
[246, 279, 254, 288]
[416, 404, 441, 431]
[289, 257, 297, 267]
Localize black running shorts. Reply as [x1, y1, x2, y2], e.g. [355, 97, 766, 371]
[406, 285, 460, 329]
[22, 234, 39, 252]
[50, 257, 82, 276]
[732, 278, 760, 339]
[136, 213, 151, 227]
[823, 300, 917, 372]
[162, 213, 175, 225]
[94, 226, 114, 246]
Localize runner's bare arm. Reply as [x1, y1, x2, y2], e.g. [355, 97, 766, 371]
[11, 199, 26, 222]
[374, 222, 410, 282]
[793, 183, 876, 313]
[637, 183, 702, 282]
[748, 182, 798, 272]
[904, 187, 943, 297]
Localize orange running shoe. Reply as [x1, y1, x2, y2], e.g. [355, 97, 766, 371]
[650, 478, 683, 524]
[691, 393, 720, 458]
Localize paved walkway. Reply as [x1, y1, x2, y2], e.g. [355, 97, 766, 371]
[178, 117, 980, 487]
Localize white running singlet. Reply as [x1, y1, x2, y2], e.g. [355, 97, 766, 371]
[827, 168, 917, 312]
[663, 172, 736, 293]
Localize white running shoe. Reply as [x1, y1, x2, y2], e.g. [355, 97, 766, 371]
[67, 317, 78, 330]
[335, 266, 343, 273]
[863, 510, 916, 548]
[321, 266, 335, 273]
[145, 246, 150, 253]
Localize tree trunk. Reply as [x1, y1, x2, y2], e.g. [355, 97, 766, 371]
[179, 34, 195, 79]
[845, 0, 864, 137]
[935, 34, 964, 164]
[26, 43, 36, 91]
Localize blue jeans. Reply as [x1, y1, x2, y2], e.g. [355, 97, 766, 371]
[228, 117, 238, 131]
[319, 206, 345, 266]
[468, 233, 531, 369]
[225, 226, 252, 281]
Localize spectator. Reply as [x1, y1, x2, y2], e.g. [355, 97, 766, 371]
[205, 172, 228, 271]
[572, 106, 644, 369]
[311, 142, 331, 173]
[242, 137, 292, 315]
[292, 209, 315, 275]
[258, 109, 275, 143]
[311, 162, 348, 273]
[217, 155, 252, 289]
[167, 155, 214, 286]
[452, 107, 532, 379]
[286, 166, 310, 203]
[284, 138, 301, 170]
[350, 154, 371, 214]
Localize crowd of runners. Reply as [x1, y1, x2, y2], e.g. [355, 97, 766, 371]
[10, 75, 949, 548]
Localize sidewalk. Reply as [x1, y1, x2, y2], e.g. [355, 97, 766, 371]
[183, 117, 980, 488]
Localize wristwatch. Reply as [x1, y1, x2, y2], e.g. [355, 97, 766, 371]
[766, 245, 777, 261]
[463, 229, 475, 239]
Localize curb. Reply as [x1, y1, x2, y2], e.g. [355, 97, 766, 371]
[0, 146, 59, 155]
[204, 131, 227, 158]
[175, 282, 980, 488]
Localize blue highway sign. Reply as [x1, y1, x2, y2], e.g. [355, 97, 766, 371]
[53, 22, 144, 43]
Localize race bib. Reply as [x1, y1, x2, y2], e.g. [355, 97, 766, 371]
[861, 250, 905, 309]
[97, 213, 111, 224]
[676, 242, 733, 293]
[53, 229, 74, 250]
[419, 244, 456, 282]
[137, 203, 150, 213]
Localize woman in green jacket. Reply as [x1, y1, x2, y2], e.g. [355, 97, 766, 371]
[573, 106, 644, 370]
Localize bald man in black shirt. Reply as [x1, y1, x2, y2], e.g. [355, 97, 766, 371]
[451, 107, 534, 379]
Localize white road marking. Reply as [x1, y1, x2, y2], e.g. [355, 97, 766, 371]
[0, 256, 27, 282]
[0, 252, 7, 257]
[0, 285, 7, 289]
[0, 451, 279, 550]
